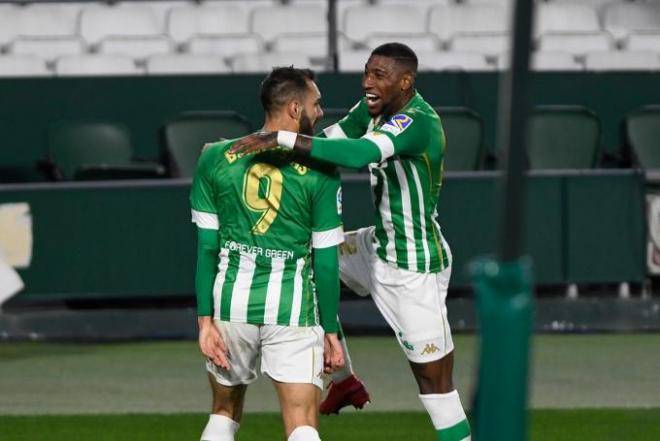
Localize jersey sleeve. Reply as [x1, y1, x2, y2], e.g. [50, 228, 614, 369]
[322, 99, 371, 139]
[311, 173, 344, 249]
[190, 145, 220, 230]
[362, 111, 430, 158]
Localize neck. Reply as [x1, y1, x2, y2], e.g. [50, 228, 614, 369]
[390, 90, 415, 115]
[263, 113, 298, 133]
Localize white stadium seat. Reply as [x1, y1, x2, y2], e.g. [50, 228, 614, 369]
[0, 7, 20, 46]
[231, 52, 313, 73]
[14, 5, 79, 39]
[343, 5, 425, 46]
[133, 1, 189, 31]
[0, 54, 50, 77]
[532, 52, 583, 71]
[364, 34, 440, 54]
[80, 5, 163, 46]
[55, 55, 143, 76]
[549, 0, 617, 15]
[251, 5, 326, 44]
[10, 37, 85, 64]
[98, 36, 174, 61]
[146, 54, 230, 75]
[603, 3, 660, 41]
[167, 4, 250, 45]
[187, 35, 264, 59]
[584, 50, 660, 71]
[417, 51, 494, 71]
[625, 32, 660, 52]
[338, 50, 372, 72]
[538, 32, 615, 57]
[271, 34, 328, 58]
[449, 33, 509, 56]
[429, 4, 509, 42]
[535, 3, 601, 37]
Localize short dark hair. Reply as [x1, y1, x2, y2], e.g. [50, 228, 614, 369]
[371, 42, 418, 74]
[260, 66, 316, 115]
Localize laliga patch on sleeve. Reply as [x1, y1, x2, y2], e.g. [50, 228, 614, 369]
[379, 114, 414, 136]
[336, 187, 343, 215]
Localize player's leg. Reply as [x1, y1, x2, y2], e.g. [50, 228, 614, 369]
[370, 259, 471, 441]
[201, 321, 260, 441]
[321, 228, 373, 414]
[261, 324, 325, 440]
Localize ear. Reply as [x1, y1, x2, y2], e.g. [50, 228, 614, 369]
[287, 100, 302, 121]
[400, 73, 413, 92]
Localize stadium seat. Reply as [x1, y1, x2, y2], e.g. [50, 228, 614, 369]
[162, 111, 253, 177]
[250, 5, 327, 45]
[527, 106, 600, 170]
[434, 107, 484, 171]
[625, 106, 660, 169]
[231, 52, 312, 73]
[343, 5, 425, 46]
[584, 50, 660, 71]
[537, 32, 614, 57]
[14, 4, 79, 39]
[624, 32, 660, 52]
[187, 35, 264, 60]
[338, 50, 372, 72]
[603, 2, 660, 41]
[0, 6, 19, 47]
[532, 52, 583, 71]
[133, 1, 189, 30]
[146, 54, 230, 75]
[0, 55, 50, 77]
[271, 34, 328, 59]
[549, 0, 616, 15]
[364, 34, 440, 54]
[79, 4, 163, 46]
[98, 36, 174, 61]
[428, 4, 510, 43]
[46, 121, 141, 180]
[417, 51, 494, 71]
[534, 3, 601, 38]
[55, 55, 143, 76]
[10, 37, 85, 64]
[167, 4, 250, 45]
[449, 34, 509, 57]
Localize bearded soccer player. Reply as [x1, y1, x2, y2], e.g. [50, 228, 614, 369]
[191, 67, 344, 441]
[231, 43, 471, 441]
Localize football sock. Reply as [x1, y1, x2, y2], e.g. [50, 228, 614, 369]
[200, 414, 240, 441]
[287, 425, 322, 441]
[419, 391, 471, 441]
[330, 321, 354, 383]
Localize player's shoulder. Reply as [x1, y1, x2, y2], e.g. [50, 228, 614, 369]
[379, 93, 437, 137]
[289, 155, 339, 181]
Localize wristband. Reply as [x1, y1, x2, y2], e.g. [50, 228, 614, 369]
[277, 130, 297, 150]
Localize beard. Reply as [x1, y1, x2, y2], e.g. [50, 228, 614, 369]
[299, 110, 315, 136]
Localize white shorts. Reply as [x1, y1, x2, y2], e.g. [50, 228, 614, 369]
[339, 226, 454, 363]
[206, 321, 325, 390]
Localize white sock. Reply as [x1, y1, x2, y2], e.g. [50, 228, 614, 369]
[200, 414, 240, 441]
[287, 425, 321, 441]
[419, 391, 471, 441]
[330, 335, 354, 383]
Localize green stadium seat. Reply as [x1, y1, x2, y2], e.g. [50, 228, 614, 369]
[625, 105, 660, 170]
[434, 107, 484, 171]
[527, 106, 601, 170]
[162, 111, 252, 178]
[47, 120, 164, 180]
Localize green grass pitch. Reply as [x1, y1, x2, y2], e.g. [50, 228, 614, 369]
[1, 410, 660, 440]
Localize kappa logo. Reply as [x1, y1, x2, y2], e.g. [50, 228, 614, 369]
[421, 343, 440, 355]
[380, 114, 413, 136]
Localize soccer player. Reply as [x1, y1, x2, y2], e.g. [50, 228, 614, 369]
[190, 67, 345, 441]
[230, 43, 472, 441]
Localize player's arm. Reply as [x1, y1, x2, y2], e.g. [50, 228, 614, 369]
[317, 99, 371, 139]
[190, 146, 229, 369]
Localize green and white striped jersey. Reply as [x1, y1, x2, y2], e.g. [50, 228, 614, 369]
[324, 92, 449, 273]
[190, 140, 343, 326]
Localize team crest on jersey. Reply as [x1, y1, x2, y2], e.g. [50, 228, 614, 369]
[291, 162, 308, 175]
[336, 188, 343, 215]
[380, 114, 413, 137]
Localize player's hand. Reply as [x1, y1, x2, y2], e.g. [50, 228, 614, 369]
[323, 333, 345, 374]
[197, 316, 230, 370]
[229, 131, 279, 155]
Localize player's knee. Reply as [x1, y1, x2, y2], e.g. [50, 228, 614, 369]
[287, 425, 321, 441]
